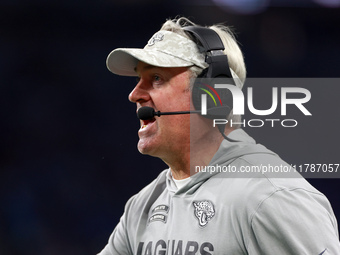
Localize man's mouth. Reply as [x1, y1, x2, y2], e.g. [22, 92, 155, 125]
[140, 118, 156, 130]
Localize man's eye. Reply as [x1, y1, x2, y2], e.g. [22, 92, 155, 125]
[152, 75, 165, 86]
[153, 75, 161, 82]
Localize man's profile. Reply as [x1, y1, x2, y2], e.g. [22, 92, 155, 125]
[98, 17, 340, 254]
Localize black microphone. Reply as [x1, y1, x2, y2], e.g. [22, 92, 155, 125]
[136, 106, 239, 142]
[137, 106, 200, 120]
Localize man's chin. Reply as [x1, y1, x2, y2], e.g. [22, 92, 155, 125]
[138, 140, 168, 162]
[137, 139, 157, 156]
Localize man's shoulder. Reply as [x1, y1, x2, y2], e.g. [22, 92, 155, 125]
[139, 169, 168, 194]
[127, 169, 168, 209]
[205, 163, 324, 217]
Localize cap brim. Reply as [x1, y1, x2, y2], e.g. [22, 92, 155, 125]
[106, 48, 195, 76]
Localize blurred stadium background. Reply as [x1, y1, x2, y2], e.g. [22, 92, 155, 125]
[0, 0, 339, 254]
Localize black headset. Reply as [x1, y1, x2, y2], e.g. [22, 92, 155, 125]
[183, 26, 237, 120]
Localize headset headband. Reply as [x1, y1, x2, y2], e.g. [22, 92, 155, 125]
[183, 26, 234, 80]
[183, 26, 225, 51]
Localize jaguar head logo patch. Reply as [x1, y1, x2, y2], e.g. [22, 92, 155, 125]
[193, 200, 215, 227]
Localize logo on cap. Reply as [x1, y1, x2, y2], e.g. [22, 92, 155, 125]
[147, 32, 164, 46]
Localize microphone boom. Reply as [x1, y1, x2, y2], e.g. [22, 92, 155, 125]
[137, 106, 200, 120]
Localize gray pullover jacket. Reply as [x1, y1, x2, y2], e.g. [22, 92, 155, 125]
[99, 129, 340, 255]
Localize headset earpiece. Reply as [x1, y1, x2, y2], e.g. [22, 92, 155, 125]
[183, 26, 236, 120]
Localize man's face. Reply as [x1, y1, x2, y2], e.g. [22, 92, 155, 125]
[129, 62, 192, 162]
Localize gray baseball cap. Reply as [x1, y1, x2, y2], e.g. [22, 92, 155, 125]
[106, 30, 208, 76]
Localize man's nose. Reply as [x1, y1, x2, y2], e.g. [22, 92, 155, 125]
[128, 81, 151, 103]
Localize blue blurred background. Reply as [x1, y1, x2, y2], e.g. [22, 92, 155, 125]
[1, 0, 339, 254]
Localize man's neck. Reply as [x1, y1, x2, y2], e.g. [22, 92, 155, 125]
[166, 130, 227, 180]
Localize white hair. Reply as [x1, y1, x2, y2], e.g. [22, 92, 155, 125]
[160, 17, 246, 128]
